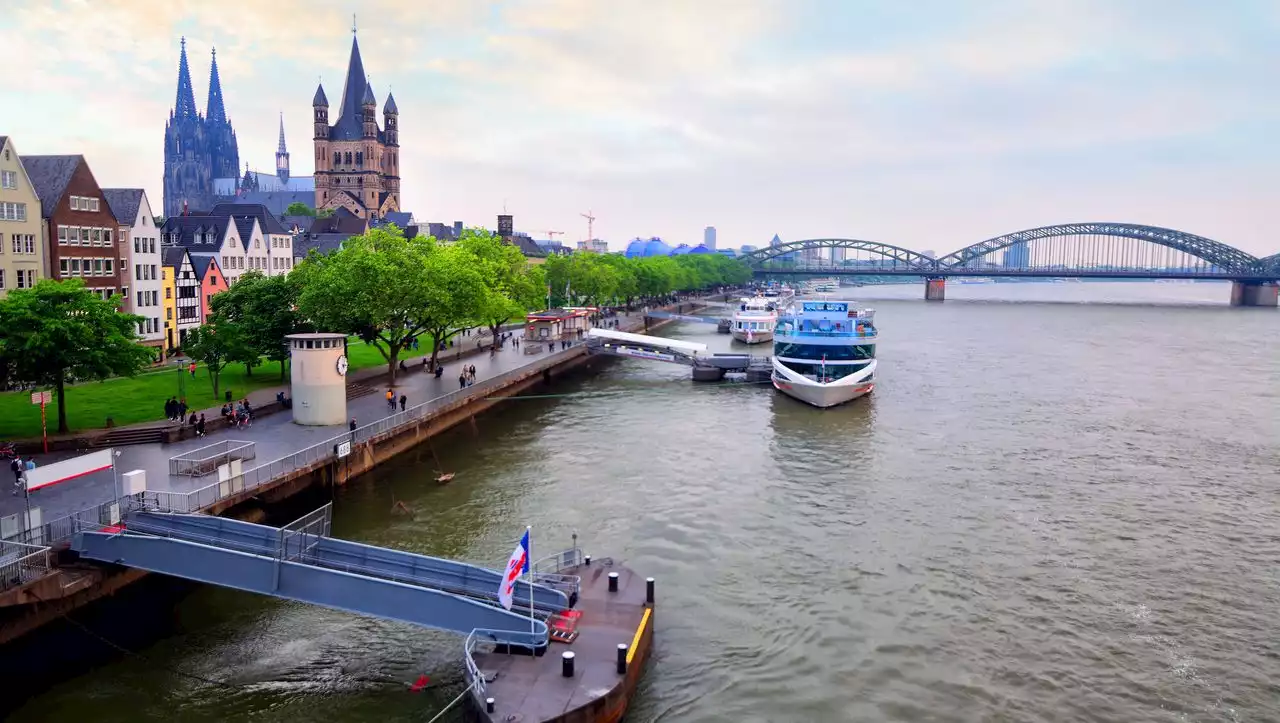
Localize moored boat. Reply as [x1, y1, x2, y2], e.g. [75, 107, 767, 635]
[731, 295, 778, 344]
[771, 298, 877, 408]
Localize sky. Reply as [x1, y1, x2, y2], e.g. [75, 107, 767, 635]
[2, 0, 1277, 256]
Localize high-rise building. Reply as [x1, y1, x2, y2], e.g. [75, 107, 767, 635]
[703, 226, 716, 250]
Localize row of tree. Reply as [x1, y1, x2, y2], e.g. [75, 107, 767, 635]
[0, 225, 750, 433]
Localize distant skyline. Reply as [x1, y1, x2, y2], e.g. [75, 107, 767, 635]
[1, 0, 1277, 255]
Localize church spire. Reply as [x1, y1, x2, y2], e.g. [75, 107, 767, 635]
[336, 28, 369, 132]
[206, 46, 227, 124]
[173, 36, 198, 118]
[276, 112, 291, 185]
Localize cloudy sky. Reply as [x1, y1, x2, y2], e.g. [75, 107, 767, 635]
[2, 0, 1276, 255]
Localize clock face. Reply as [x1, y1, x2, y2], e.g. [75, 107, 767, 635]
[336, 355, 349, 376]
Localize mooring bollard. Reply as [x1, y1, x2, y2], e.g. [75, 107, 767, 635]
[486, 697, 495, 713]
[646, 577, 655, 604]
[617, 643, 628, 675]
[562, 651, 576, 678]
[608, 571, 619, 592]
[584, 554, 591, 566]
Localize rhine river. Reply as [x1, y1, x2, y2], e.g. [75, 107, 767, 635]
[11, 282, 1280, 722]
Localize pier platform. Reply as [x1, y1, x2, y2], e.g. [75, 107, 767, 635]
[469, 554, 655, 722]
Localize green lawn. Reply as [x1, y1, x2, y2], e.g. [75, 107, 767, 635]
[0, 338, 435, 438]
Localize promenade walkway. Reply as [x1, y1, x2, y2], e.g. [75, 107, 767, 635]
[0, 300, 710, 530]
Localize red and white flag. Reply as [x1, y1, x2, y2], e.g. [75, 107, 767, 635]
[498, 529, 530, 611]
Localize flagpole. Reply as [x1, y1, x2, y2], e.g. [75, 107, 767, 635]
[527, 525, 535, 642]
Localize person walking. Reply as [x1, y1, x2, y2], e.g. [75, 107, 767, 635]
[350, 418, 358, 431]
[188, 361, 197, 378]
[196, 414, 207, 437]
[10, 456, 24, 496]
[399, 394, 407, 412]
[386, 388, 395, 410]
[458, 372, 467, 389]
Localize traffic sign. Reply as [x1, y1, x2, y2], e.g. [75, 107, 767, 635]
[30, 391, 51, 404]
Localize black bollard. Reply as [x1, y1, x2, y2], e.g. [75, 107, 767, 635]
[616, 643, 628, 675]
[486, 697, 495, 713]
[562, 651, 575, 678]
[646, 577, 655, 604]
[584, 554, 591, 566]
[608, 572, 619, 592]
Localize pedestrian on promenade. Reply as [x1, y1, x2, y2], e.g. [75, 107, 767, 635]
[458, 372, 467, 389]
[196, 414, 206, 437]
[469, 364, 476, 379]
[350, 418, 358, 431]
[399, 394, 407, 412]
[178, 398, 188, 419]
[164, 397, 174, 421]
[386, 388, 395, 410]
[188, 362, 197, 378]
[10, 456, 24, 495]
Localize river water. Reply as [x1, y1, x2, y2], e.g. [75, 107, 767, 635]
[10, 282, 1280, 722]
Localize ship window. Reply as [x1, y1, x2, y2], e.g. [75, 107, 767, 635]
[774, 343, 875, 361]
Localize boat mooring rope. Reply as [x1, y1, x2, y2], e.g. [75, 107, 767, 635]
[424, 680, 477, 723]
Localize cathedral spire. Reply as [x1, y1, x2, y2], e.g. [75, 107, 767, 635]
[173, 36, 198, 118]
[277, 113, 288, 153]
[206, 46, 227, 124]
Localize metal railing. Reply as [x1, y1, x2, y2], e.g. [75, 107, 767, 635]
[464, 625, 551, 703]
[1, 540, 53, 591]
[168, 440, 256, 477]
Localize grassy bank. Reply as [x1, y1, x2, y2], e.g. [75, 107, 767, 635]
[0, 338, 436, 438]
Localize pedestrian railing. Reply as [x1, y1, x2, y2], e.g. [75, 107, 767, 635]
[168, 439, 256, 477]
[0, 540, 52, 591]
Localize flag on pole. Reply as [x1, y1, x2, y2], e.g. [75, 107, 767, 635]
[498, 529, 531, 611]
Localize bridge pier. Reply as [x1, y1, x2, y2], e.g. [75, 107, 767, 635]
[924, 277, 946, 302]
[1230, 281, 1279, 307]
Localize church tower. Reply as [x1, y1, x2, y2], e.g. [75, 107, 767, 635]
[163, 37, 212, 218]
[312, 23, 401, 220]
[275, 113, 290, 185]
[204, 47, 240, 186]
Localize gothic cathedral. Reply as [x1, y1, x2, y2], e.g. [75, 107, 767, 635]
[312, 31, 401, 220]
[163, 38, 240, 218]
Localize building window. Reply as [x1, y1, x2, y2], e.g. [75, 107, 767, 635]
[59, 259, 68, 275]
[167, 308, 173, 320]
[80, 228, 90, 243]
[105, 259, 114, 275]
[1, 170, 16, 189]
[165, 287, 171, 299]
[93, 258, 104, 275]
[70, 196, 79, 211]
[17, 269, 35, 289]
[0, 201, 27, 221]
[10, 234, 35, 254]
[70, 258, 81, 274]
[91, 197, 100, 212]
[0, 269, 5, 289]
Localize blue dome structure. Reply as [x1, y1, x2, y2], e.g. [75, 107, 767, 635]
[642, 237, 672, 256]
[689, 244, 712, 254]
[624, 238, 648, 258]
[670, 243, 693, 255]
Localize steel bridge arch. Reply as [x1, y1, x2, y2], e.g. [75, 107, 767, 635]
[740, 238, 936, 270]
[935, 223, 1258, 272]
[1255, 252, 1280, 274]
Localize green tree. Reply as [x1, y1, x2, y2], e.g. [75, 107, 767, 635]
[317, 208, 335, 219]
[210, 271, 307, 380]
[295, 226, 442, 384]
[284, 202, 315, 217]
[418, 244, 487, 371]
[183, 324, 238, 398]
[0, 279, 151, 433]
[457, 228, 546, 340]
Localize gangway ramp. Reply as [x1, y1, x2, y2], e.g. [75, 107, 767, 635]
[586, 328, 707, 365]
[72, 506, 565, 646]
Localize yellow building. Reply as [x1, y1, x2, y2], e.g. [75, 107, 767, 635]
[0, 135, 46, 296]
[161, 264, 176, 352]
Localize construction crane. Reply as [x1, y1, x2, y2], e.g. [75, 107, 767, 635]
[580, 210, 596, 243]
[545, 230, 564, 241]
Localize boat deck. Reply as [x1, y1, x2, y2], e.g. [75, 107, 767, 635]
[472, 559, 653, 722]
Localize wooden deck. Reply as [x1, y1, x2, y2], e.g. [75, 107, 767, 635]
[472, 558, 654, 722]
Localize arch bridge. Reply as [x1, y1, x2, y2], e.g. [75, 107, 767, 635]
[741, 223, 1278, 306]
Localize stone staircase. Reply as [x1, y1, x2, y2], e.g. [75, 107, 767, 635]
[81, 426, 169, 449]
[346, 382, 377, 401]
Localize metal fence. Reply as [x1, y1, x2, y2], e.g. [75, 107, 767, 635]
[280, 503, 332, 561]
[0, 540, 53, 591]
[168, 440, 257, 477]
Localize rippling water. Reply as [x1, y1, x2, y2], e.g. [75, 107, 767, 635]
[11, 283, 1280, 722]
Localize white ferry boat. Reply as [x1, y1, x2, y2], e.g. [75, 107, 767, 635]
[771, 299, 877, 408]
[731, 295, 778, 344]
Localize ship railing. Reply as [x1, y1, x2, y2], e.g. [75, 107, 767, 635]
[776, 328, 877, 339]
[464, 626, 551, 703]
[532, 547, 585, 574]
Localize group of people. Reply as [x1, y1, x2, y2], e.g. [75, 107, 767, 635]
[164, 396, 189, 422]
[9, 455, 35, 496]
[458, 364, 478, 388]
[220, 399, 254, 429]
[386, 389, 408, 412]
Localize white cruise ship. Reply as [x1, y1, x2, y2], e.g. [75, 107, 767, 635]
[731, 295, 778, 344]
[771, 299, 877, 408]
